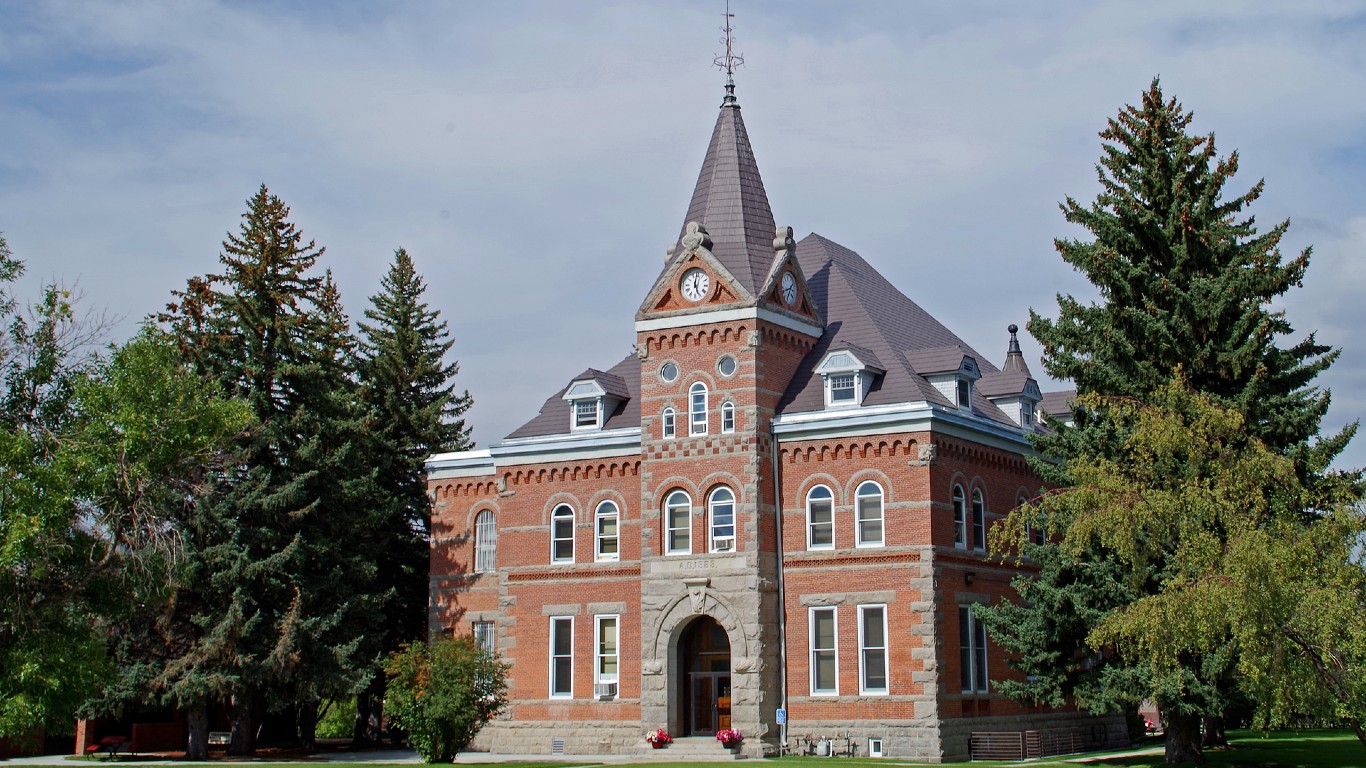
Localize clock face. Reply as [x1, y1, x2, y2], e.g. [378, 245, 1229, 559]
[681, 268, 710, 302]
[781, 272, 798, 305]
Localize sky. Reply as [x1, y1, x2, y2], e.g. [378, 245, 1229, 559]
[3, 1, 1366, 466]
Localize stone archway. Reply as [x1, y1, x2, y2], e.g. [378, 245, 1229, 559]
[677, 616, 732, 735]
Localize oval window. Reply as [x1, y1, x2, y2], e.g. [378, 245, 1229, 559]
[660, 362, 679, 383]
[718, 355, 737, 377]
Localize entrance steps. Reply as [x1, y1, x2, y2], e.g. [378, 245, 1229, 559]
[638, 736, 747, 760]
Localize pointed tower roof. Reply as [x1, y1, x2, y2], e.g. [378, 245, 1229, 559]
[676, 83, 777, 296]
[1001, 323, 1032, 376]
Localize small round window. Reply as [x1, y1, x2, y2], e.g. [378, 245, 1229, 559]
[660, 362, 679, 383]
[718, 355, 737, 377]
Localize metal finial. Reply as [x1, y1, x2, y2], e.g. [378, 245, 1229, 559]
[713, 0, 744, 90]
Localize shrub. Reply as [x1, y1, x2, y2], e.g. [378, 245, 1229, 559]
[383, 636, 508, 762]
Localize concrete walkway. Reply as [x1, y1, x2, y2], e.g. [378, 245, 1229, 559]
[1, 750, 732, 765]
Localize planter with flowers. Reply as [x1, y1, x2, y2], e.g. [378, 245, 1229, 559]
[645, 729, 672, 749]
[716, 729, 743, 749]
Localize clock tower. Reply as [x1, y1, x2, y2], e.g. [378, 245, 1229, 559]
[632, 82, 823, 743]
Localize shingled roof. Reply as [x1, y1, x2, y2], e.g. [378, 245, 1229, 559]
[506, 354, 641, 439]
[668, 84, 776, 297]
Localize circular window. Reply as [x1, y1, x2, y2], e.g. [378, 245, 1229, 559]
[718, 355, 737, 377]
[660, 362, 679, 383]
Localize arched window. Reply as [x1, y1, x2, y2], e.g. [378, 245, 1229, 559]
[952, 484, 967, 548]
[689, 382, 709, 435]
[806, 485, 834, 550]
[551, 504, 575, 563]
[474, 510, 496, 573]
[595, 501, 619, 562]
[971, 488, 986, 551]
[855, 480, 884, 547]
[709, 486, 736, 552]
[721, 401, 736, 433]
[665, 490, 692, 555]
[662, 407, 676, 439]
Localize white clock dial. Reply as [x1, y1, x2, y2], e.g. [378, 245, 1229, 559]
[681, 268, 710, 302]
[781, 272, 798, 305]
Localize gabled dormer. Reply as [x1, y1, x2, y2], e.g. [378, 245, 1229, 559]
[906, 347, 981, 411]
[562, 369, 630, 432]
[814, 343, 885, 408]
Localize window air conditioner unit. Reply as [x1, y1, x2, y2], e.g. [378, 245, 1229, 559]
[594, 682, 617, 699]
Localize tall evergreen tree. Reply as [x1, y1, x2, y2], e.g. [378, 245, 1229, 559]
[351, 247, 472, 744]
[158, 187, 381, 757]
[978, 80, 1358, 764]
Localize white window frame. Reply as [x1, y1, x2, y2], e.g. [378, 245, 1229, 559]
[595, 500, 619, 562]
[959, 605, 989, 694]
[828, 372, 858, 404]
[721, 400, 736, 433]
[952, 484, 967, 549]
[859, 604, 889, 695]
[708, 486, 736, 553]
[809, 606, 838, 696]
[551, 504, 575, 563]
[665, 490, 692, 555]
[662, 407, 676, 439]
[806, 485, 834, 551]
[473, 620, 495, 654]
[689, 382, 709, 435]
[595, 615, 619, 686]
[473, 509, 496, 573]
[573, 397, 601, 430]
[957, 378, 971, 409]
[855, 480, 884, 548]
[971, 488, 986, 551]
[550, 615, 574, 698]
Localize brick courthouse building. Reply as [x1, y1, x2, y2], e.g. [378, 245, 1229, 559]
[426, 83, 1123, 761]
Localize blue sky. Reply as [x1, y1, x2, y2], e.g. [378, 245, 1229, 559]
[3, 0, 1366, 467]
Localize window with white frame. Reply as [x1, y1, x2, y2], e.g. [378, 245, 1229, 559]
[550, 616, 573, 697]
[859, 604, 889, 694]
[595, 501, 619, 561]
[662, 407, 676, 439]
[956, 379, 971, 408]
[806, 485, 834, 550]
[814, 349, 884, 409]
[829, 373, 857, 403]
[959, 605, 989, 694]
[809, 606, 837, 695]
[473, 620, 495, 653]
[689, 382, 708, 435]
[709, 486, 736, 552]
[474, 510, 496, 573]
[1020, 400, 1036, 428]
[551, 504, 575, 563]
[574, 398, 600, 429]
[721, 400, 736, 433]
[855, 480, 884, 547]
[952, 484, 967, 548]
[971, 488, 986, 551]
[595, 615, 618, 687]
[665, 490, 692, 555]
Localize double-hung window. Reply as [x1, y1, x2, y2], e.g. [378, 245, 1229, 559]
[550, 616, 574, 697]
[473, 620, 496, 654]
[595, 615, 618, 691]
[721, 401, 736, 433]
[829, 373, 857, 404]
[551, 504, 575, 562]
[473, 510, 496, 573]
[971, 489, 986, 551]
[810, 607, 837, 695]
[662, 407, 676, 439]
[689, 382, 709, 435]
[959, 605, 989, 694]
[806, 485, 834, 550]
[855, 481, 884, 547]
[595, 501, 619, 562]
[574, 399, 599, 429]
[709, 487, 736, 552]
[859, 605, 888, 694]
[665, 490, 692, 555]
[952, 485, 967, 548]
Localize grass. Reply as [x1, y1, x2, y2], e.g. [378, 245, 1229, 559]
[56, 730, 1366, 768]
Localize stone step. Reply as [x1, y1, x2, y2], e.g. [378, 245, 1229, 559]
[638, 736, 747, 760]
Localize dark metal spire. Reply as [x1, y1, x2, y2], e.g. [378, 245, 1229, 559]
[1002, 323, 1032, 376]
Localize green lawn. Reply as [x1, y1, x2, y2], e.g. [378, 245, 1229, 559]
[63, 730, 1366, 768]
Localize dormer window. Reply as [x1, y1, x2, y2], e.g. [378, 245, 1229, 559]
[815, 346, 885, 409]
[907, 347, 981, 414]
[561, 371, 628, 433]
[957, 379, 971, 408]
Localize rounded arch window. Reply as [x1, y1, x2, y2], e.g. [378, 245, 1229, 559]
[595, 500, 619, 562]
[806, 484, 834, 550]
[855, 480, 884, 547]
[971, 488, 986, 551]
[551, 504, 575, 562]
[689, 382, 709, 435]
[474, 510, 497, 573]
[721, 400, 736, 433]
[708, 486, 736, 552]
[661, 407, 676, 439]
[951, 484, 967, 548]
[665, 490, 692, 555]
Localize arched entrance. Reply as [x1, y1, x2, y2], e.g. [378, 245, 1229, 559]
[678, 616, 732, 735]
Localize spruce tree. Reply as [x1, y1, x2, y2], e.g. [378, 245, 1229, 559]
[978, 80, 1358, 764]
[351, 248, 472, 744]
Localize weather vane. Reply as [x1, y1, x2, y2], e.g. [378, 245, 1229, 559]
[713, 0, 744, 85]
